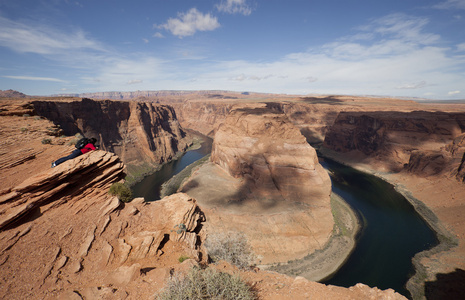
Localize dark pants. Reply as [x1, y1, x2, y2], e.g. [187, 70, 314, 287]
[54, 149, 82, 166]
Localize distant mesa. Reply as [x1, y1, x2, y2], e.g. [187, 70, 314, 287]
[0, 89, 27, 98]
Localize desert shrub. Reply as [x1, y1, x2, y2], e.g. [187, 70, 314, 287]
[156, 266, 255, 300]
[205, 232, 255, 269]
[178, 255, 190, 263]
[41, 138, 52, 144]
[20, 127, 28, 133]
[109, 182, 133, 203]
[68, 133, 84, 146]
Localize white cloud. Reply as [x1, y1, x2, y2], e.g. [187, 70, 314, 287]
[397, 81, 428, 89]
[158, 8, 220, 38]
[448, 90, 461, 95]
[433, 0, 465, 9]
[457, 43, 465, 51]
[153, 32, 164, 38]
[3, 75, 66, 82]
[127, 79, 143, 85]
[370, 13, 440, 45]
[0, 16, 104, 55]
[216, 0, 252, 15]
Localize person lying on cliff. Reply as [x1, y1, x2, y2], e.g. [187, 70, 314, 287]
[51, 137, 98, 168]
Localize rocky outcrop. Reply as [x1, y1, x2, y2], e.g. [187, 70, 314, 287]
[0, 150, 125, 230]
[0, 100, 209, 298]
[211, 104, 332, 204]
[181, 104, 334, 266]
[32, 98, 191, 178]
[323, 111, 465, 176]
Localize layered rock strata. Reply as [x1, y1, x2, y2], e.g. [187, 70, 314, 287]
[0, 153, 205, 298]
[0, 150, 124, 230]
[32, 98, 191, 177]
[323, 111, 465, 179]
[181, 104, 334, 265]
[211, 105, 332, 204]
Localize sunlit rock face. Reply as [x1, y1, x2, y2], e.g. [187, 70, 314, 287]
[211, 104, 332, 205]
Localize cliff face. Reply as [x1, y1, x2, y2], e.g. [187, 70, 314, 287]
[171, 101, 233, 137]
[32, 98, 190, 177]
[323, 111, 465, 179]
[211, 105, 332, 204]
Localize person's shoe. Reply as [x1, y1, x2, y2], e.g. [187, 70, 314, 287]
[51, 162, 56, 168]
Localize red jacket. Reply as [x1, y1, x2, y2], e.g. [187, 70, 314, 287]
[81, 143, 96, 154]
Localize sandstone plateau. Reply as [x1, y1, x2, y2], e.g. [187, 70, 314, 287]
[0, 98, 405, 299]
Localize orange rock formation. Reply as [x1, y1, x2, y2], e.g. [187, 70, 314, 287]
[181, 104, 334, 266]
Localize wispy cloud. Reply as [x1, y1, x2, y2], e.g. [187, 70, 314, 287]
[457, 43, 465, 51]
[3, 75, 66, 82]
[216, 0, 252, 15]
[157, 8, 220, 38]
[127, 79, 143, 85]
[433, 0, 465, 10]
[0, 16, 104, 55]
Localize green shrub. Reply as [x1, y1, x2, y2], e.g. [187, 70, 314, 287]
[157, 266, 255, 300]
[41, 138, 52, 144]
[178, 255, 190, 263]
[20, 127, 28, 133]
[109, 182, 133, 203]
[205, 232, 255, 269]
[68, 133, 84, 146]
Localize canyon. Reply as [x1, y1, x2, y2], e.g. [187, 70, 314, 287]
[1, 91, 464, 299]
[31, 98, 191, 183]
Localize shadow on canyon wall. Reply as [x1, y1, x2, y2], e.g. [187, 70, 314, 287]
[322, 110, 465, 176]
[424, 268, 465, 300]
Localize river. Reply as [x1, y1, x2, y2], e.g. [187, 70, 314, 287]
[320, 158, 438, 298]
[131, 137, 438, 298]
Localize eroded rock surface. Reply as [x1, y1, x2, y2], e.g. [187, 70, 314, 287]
[323, 111, 465, 178]
[182, 104, 334, 265]
[32, 98, 191, 178]
[211, 104, 331, 206]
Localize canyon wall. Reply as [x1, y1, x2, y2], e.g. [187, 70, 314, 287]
[32, 98, 191, 179]
[323, 111, 465, 180]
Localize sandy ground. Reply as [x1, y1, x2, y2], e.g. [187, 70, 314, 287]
[267, 193, 360, 281]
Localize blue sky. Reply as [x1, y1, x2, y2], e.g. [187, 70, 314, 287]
[0, 0, 464, 99]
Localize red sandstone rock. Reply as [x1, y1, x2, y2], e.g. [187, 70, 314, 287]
[181, 104, 334, 265]
[212, 105, 331, 205]
[32, 98, 191, 176]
